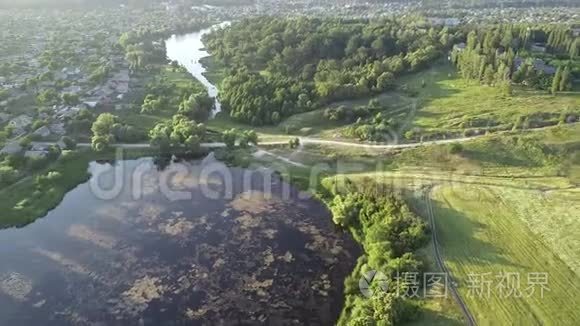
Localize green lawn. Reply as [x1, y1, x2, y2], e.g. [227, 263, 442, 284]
[206, 113, 293, 142]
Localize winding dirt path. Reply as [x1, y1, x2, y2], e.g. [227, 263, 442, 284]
[424, 188, 477, 326]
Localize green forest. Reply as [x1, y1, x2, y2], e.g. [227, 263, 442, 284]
[204, 17, 460, 125]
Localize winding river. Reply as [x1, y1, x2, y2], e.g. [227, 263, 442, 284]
[165, 22, 229, 116]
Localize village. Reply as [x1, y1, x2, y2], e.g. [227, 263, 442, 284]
[0, 6, 219, 159]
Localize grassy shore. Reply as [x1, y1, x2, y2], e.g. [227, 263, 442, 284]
[0, 151, 92, 228]
[0, 147, 166, 229]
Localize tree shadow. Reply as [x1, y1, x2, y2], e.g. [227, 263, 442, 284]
[429, 196, 526, 273]
[404, 306, 466, 326]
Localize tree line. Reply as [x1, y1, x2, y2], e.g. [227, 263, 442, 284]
[451, 24, 578, 92]
[324, 178, 429, 325]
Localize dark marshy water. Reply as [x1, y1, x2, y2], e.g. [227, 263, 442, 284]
[0, 155, 359, 325]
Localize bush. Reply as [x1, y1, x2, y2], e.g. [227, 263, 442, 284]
[0, 165, 19, 186]
[289, 137, 300, 149]
[60, 136, 76, 150]
[449, 143, 463, 154]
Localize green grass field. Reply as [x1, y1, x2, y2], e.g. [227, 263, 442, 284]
[431, 184, 580, 325]
[401, 64, 580, 131]
[117, 65, 208, 134]
[255, 123, 580, 325]
[206, 61, 580, 144]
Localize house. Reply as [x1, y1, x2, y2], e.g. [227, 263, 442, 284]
[0, 113, 11, 123]
[49, 122, 66, 136]
[514, 57, 556, 75]
[531, 43, 547, 53]
[24, 150, 49, 159]
[33, 126, 51, 138]
[55, 106, 80, 119]
[82, 101, 99, 109]
[531, 59, 557, 75]
[453, 43, 467, 52]
[428, 17, 461, 27]
[8, 115, 32, 134]
[0, 142, 22, 155]
[62, 85, 82, 94]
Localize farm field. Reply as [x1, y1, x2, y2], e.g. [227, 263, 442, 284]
[430, 183, 580, 325]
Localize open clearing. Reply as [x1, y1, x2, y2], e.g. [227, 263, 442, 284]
[209, 62, 580, 143]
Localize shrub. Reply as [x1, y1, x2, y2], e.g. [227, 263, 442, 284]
[449, 143, 463, 154]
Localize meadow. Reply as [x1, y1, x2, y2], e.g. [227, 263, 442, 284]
[430, 184, 580, 324]
[255, 123, 580, 325]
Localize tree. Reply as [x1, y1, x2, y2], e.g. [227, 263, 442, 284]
[60, 136, 76, 150]
[559, 66, 571, 92]
[141, 94, 164, 114]
[289, 137, 300, 149]
[551, 66, 563, 94]
[36, 89, 59, 106]
[238, 130, 258, 148]
[222, 129, 238, 149]
[178, 93, 213, 122]
[91, 113, 118, 152]
[62, 93, 79, 106]
[149, 114, 205, 153]
[0, 165, 19, 186]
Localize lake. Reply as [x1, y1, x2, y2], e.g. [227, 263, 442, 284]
[165, 22, 229, 116]
[0, 155, 359, 325]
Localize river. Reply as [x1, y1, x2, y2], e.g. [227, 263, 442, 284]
[0, 155, 359, 325]
[165, 22, 229, 116]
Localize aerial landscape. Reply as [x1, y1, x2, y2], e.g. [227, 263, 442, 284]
[0, 0, 579, 325]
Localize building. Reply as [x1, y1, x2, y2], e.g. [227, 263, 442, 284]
[24, 150, 49, 159]
[514, 57, 557, 75]
[531, 43, 547, 53]
[8, 115, 32, 134]
[33, 126, 51, 138]
[0, 142, 22, 155]
[428, 17, 461, 27]
[453, 43, 467, 52]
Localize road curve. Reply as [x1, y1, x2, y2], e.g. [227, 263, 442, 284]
[31, 122, 576, 151]
[424, 189, 477, 326]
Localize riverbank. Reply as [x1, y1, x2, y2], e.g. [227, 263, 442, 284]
[0, 150, 92, 228]
[0, 147, 173, 229]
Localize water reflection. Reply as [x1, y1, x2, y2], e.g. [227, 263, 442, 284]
[0, 155, 358, 325]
